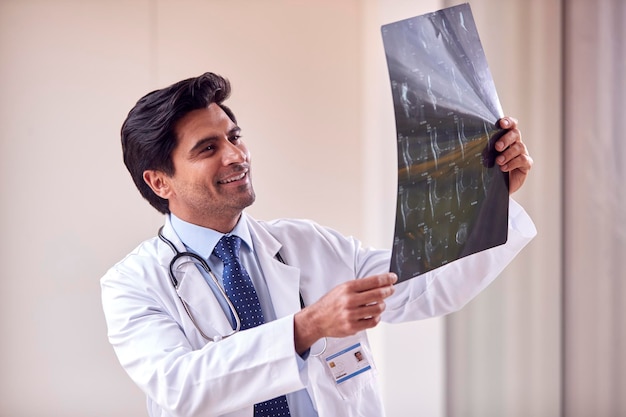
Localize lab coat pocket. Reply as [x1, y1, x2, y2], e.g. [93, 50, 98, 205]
[316, 335, 376, 400]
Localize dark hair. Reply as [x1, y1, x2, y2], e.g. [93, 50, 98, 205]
[121, 72, 236, 214]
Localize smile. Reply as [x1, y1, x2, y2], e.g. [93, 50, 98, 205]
[218, 171, 247, 184]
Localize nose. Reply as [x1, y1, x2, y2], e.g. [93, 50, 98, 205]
[221, 139, 247, 165]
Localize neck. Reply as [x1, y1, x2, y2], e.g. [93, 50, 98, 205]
[170, 210, 242, 233]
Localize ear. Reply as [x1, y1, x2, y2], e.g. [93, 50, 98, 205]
[143, 170, 173, 199]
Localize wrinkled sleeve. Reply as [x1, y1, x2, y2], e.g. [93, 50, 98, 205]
[101, 260, 305, 417]
[379, 198, 537, 321]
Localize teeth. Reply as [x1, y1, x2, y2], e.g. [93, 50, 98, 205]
[219, 172, 246, 184]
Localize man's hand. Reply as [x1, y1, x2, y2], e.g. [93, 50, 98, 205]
[495, 117, 533, 195]
[293, 273, 398, 355]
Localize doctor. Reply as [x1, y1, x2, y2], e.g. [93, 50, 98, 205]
[101, 72, 536, 417]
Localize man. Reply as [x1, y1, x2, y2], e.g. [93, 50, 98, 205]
[102, 72, 536, 417]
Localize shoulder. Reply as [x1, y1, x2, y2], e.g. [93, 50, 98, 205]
[252, 216, 357, 249]
[246, 214, 369, 269]
[102, 235, 167, 285]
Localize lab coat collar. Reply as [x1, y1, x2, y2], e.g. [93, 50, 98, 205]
[244, 214, 303, 319]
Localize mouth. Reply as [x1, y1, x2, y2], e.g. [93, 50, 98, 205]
[217, 169, 248, 185]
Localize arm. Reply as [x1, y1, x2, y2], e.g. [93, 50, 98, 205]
[382, 198, 536, 321]
[287, 197, 535, 329]
[101, 263, 304, 417]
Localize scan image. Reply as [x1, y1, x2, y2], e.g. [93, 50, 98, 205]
[382, 3, 509, 282]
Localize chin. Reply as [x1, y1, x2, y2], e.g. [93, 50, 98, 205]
[239, 189, 256, 209]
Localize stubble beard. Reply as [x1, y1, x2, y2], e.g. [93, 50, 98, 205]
[212, 182, 256, 219]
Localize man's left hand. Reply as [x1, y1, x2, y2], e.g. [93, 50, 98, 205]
[495, 116, 533, 195]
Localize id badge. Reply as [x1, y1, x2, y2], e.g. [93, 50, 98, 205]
[318, 335, 376, 399]
[325, 342, 372, 383]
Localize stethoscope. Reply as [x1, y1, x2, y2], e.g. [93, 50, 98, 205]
[158, 226, 241, 341]
[157, 226, 326, 353]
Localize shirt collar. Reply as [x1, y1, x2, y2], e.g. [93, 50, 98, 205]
[169, 213, 254, 260]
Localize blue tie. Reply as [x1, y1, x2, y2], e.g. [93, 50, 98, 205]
[213, 235, 292, 417]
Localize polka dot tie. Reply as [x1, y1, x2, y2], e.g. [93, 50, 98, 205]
[213, 235, 292, 417]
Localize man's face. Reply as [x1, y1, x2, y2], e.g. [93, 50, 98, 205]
[155, 103, 255, 231]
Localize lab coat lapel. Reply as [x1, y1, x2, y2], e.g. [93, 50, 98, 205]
[159, 220, 234, 340]
[175, 263, 234, 338]
[246, 216, 302, 318]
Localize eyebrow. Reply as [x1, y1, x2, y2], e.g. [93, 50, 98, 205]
[188, 126, 241, 154]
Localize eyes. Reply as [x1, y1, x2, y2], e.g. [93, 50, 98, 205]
[200, 134, 243, 154]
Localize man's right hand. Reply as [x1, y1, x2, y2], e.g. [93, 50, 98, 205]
[293, 273, 397, 355]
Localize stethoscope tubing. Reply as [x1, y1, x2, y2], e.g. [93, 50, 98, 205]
[156, 226, 326, 352]
[158, 226, 241, 341]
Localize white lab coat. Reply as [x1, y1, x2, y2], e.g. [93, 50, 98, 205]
[101, 199, 536, 417]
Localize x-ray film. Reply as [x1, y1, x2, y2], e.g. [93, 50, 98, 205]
[382, 3, 509, 283]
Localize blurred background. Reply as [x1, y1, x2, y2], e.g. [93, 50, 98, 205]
[0, 0, 623, 416]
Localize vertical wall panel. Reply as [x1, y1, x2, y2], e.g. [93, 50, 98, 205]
[563, 0, 626, 415]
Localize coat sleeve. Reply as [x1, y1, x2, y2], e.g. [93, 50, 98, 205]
[101, 252, 305, 417]
[381, 197, 537, 321]
[264, 197, 535, 322]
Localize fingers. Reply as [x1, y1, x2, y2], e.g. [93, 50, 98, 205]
[495, 117, 528, 168]
[341, 274, 395, 313]
[498, 116, 518, 131]
[495, 116, 533, 194]
[495, 117, 520, 153]
[496, 141, 531, 171]
[499, 148, 534, 174]
[350, 272, 397, 293]
[346, 274, 396, 314]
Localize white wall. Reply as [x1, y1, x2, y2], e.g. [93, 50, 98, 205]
[0, 1, 449, 416]
[563, 1, 626, 415]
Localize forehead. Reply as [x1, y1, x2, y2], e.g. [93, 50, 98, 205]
[174, 103, 236, 146]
